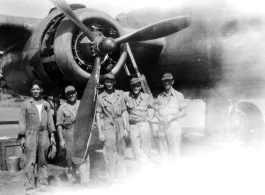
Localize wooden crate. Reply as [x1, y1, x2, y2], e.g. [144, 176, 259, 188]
[0, 138, 22, 171]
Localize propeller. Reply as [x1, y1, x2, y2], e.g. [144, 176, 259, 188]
[49, 0, 96, 42]
[49, 0, 191, 54]
[72, 56, 101, 164]
[97, 16, 190, 54]
[114, 16, 191, 44]
[49, 0, 191, 164]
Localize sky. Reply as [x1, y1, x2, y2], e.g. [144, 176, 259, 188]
[0, 0, 265, 18]
[0, 0, 187, 18]
[0, 0, 264, 19]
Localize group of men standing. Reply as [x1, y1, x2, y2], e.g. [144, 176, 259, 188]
[18, 72, 187, 192]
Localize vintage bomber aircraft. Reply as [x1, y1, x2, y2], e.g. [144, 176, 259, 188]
[1, 0, 265, 162]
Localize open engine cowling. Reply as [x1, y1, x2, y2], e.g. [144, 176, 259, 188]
[25, 7, 127, 95]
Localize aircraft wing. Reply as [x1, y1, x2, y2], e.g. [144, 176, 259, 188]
[0, 14, 41, 52]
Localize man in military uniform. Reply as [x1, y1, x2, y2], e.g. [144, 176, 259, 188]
[56, 86, 91, 187]
[124, 78, 154, 168]
[96, 73, 128, 183]
[155, 73, 187, 163]
[19, 80, 56, 191]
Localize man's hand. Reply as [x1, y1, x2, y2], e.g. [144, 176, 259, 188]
[160, 119, 168, 126]
[166, 115, 176, 122]
[146, 112, 155, 122]
[99, 133, 106, 142]
[123, 129, 128, 138]
[146, 116, 154, 122]
[50, 136, 56, 145]
[157, 132, 166, 138]
[60, 139, 66, 149]
[160, 116, 174, 125]
[20, 137, 26, 148]
[153, 130, 158, 138]
[159, 116, 168, 123]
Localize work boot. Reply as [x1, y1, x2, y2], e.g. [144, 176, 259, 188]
[26, 186, 37, 195]
[66, 174, 75, 185]
[47, 175, 58, 186]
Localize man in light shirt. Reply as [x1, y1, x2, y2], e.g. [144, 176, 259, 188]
[96, 73, 128, 183]
[155, 73, 187, 163]
[56, 85, 92, 188]
[124, 78, 155, 168]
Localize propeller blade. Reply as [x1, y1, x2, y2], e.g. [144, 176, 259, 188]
[115, 16, 191, 44]
[72, 56, 101, 165]
[49, 0, 96, 41]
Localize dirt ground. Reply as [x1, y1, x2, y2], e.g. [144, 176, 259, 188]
[0, 139, 220, 195]
[2, 141, 265, 195]
[0, 148, 147, 195]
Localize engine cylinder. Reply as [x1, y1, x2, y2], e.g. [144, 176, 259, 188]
[52, 9, 126, 89]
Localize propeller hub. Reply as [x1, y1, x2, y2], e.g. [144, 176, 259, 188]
[98, 37, 117, 54]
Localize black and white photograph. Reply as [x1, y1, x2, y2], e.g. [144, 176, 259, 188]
[1, 0, 265, 194]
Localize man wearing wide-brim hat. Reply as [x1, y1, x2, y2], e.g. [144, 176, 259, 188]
[155, 73, 187, 164]
[123, 77, 155, 168]
[96, 73, 128, 183]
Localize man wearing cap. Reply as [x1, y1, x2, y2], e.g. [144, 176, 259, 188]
[124, 77, 155, 168]
[155, 73, 187, 163]
[96, 73, 128, 183]
[56, 85, 91, 187]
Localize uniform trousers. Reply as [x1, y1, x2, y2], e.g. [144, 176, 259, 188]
[62, 127, 90, 183]
[23, 129, 50, 188]
[130, 121, 153, 167]
[103, 117, 126, 182]
[157, 120, 181, 163]
[24, 163, 47, 188]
